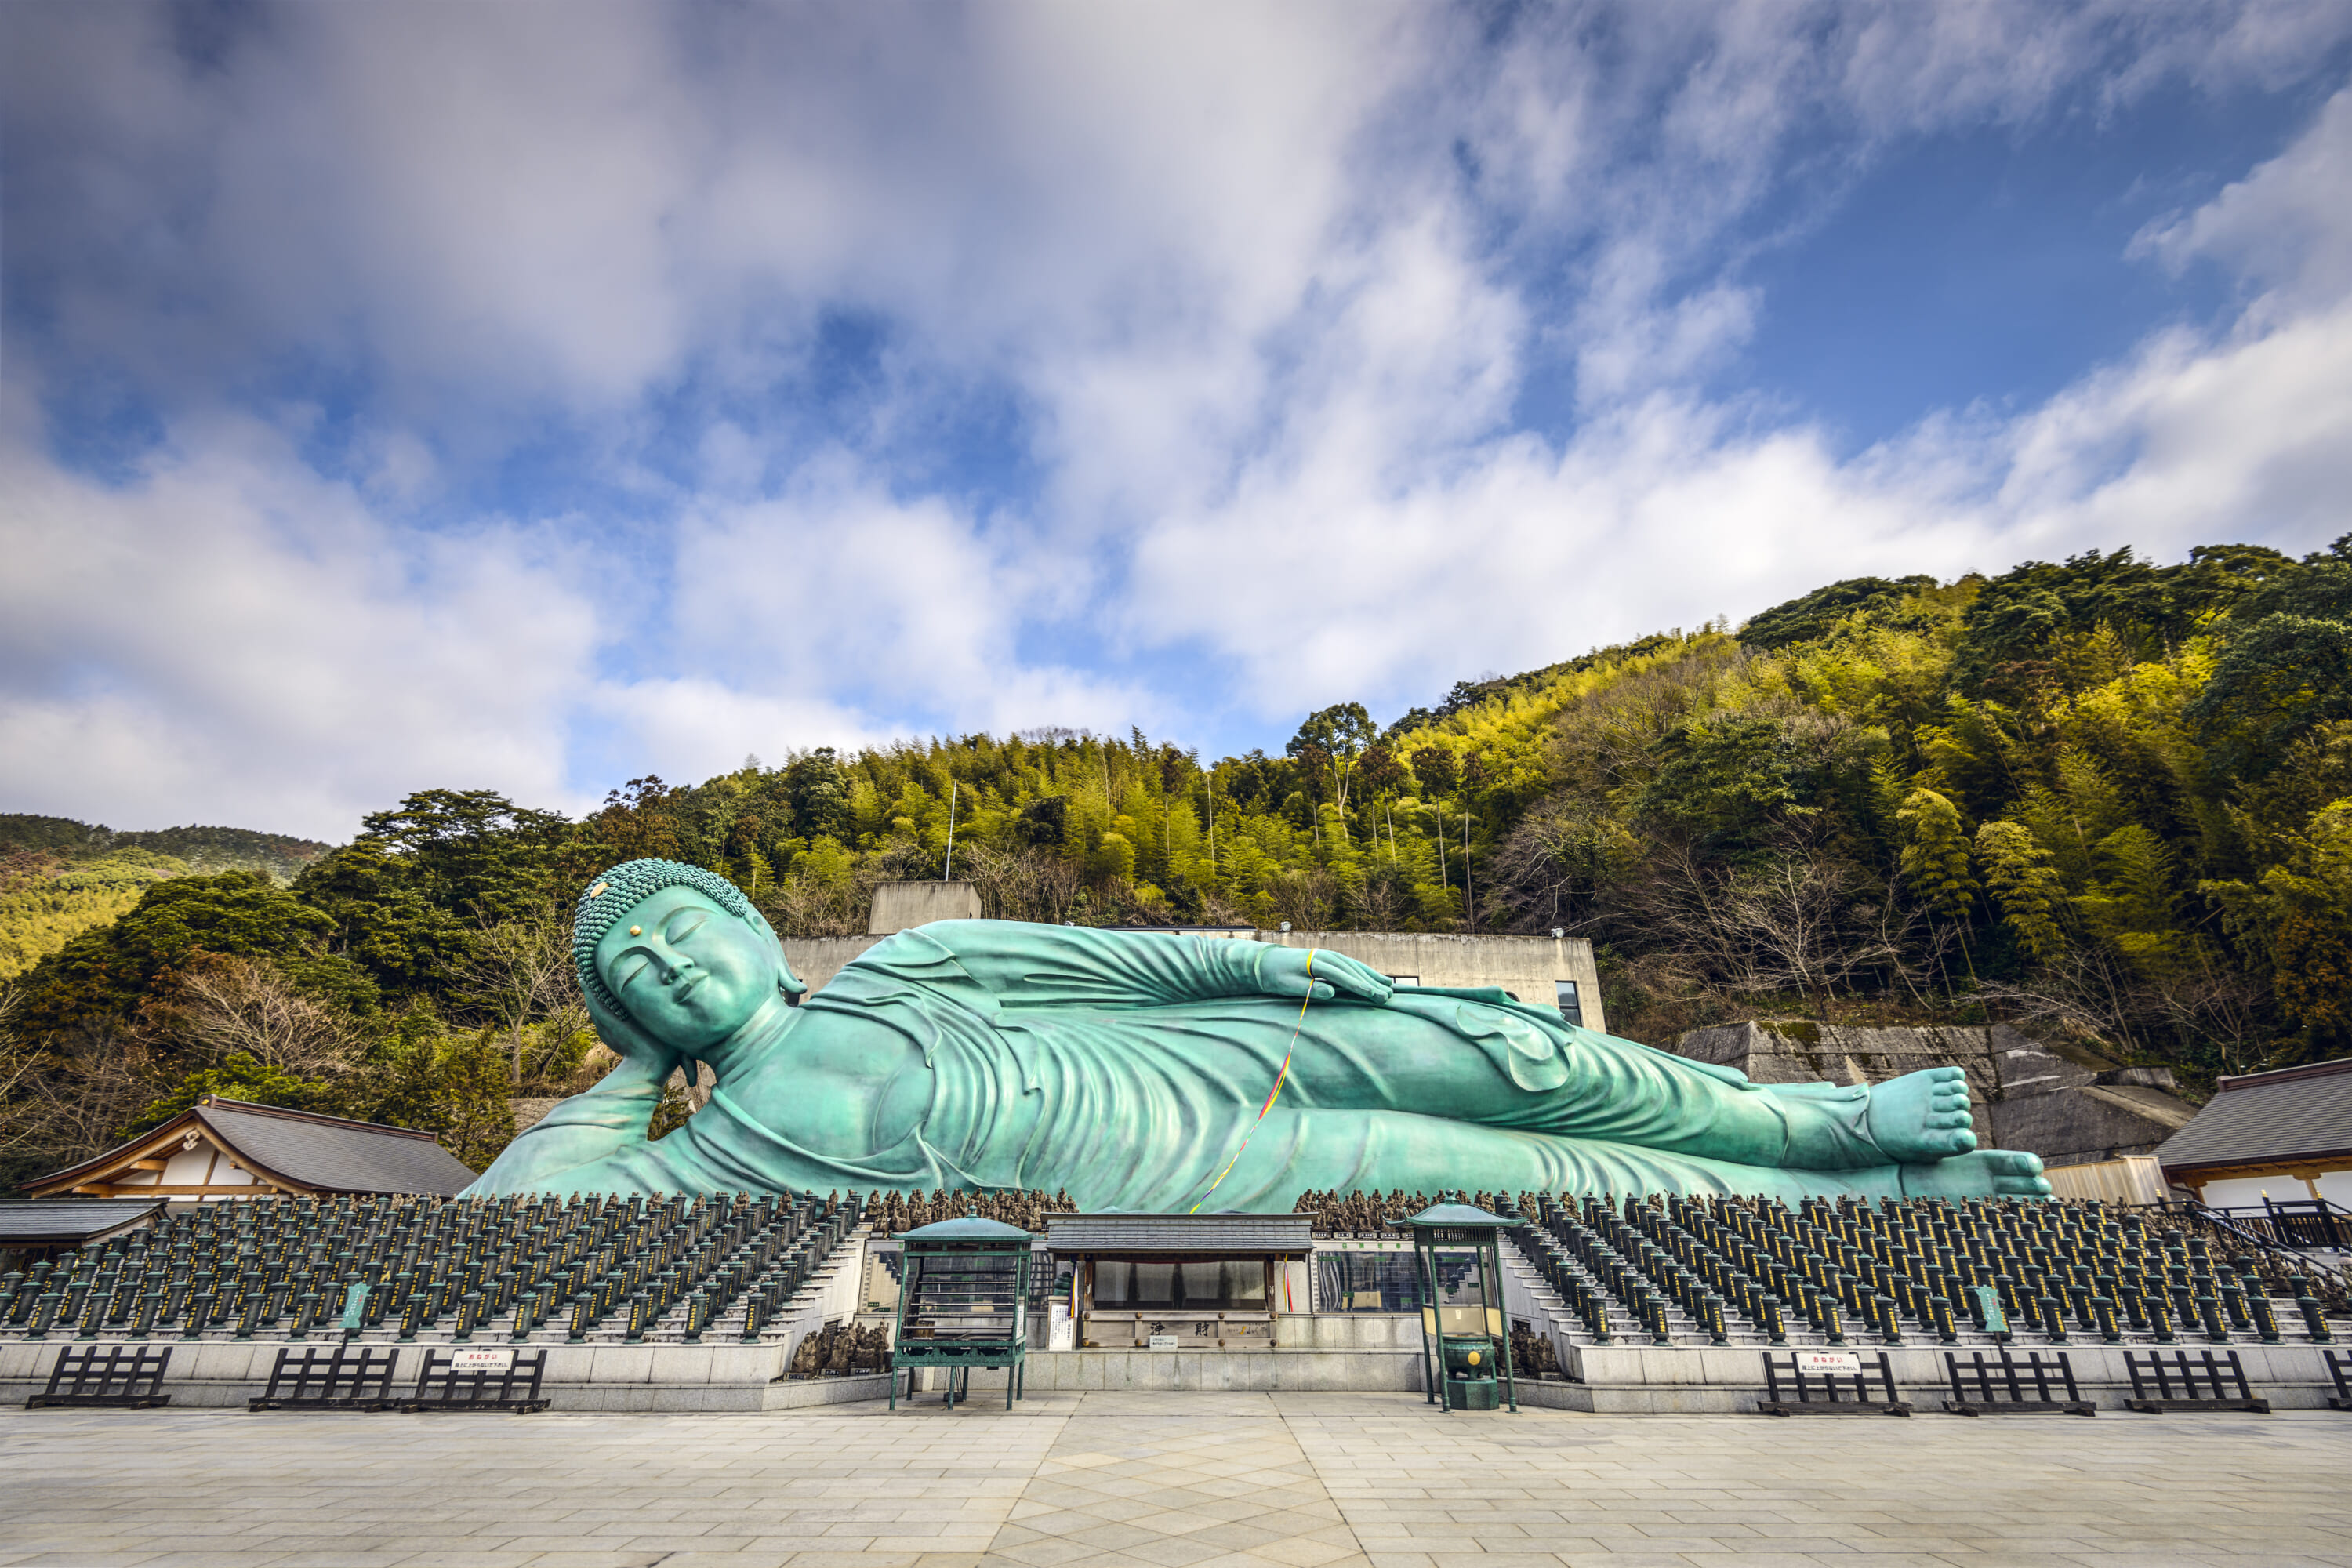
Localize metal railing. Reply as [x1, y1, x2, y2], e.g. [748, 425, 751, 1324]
[2194, 1198, 2349, 1254]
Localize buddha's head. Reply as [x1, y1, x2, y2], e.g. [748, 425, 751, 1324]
[572, 858, 808, 1054]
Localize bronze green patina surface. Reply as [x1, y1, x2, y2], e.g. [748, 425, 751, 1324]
[465, 859, 2051, 1208]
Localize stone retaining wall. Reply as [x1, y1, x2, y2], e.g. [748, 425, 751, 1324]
[0, 1338, 891, 1413]
[6, 1330, 2338, 1414]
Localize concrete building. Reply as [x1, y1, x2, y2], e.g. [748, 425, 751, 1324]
[866, 880, 982, 934]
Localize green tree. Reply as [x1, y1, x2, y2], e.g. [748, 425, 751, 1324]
[1410, 746, 1459, 797]
[2188, 613, 2352, 776]
[16, 871, 376, 1039]
[1740, 575, 1936, 650]
[1974, 820, 2067, 964]
[130, 1051, 336, 1134]
[349, 789, 569, 922]
[1897, 786, 1979, 979]
[1289, 703, 1377, 818]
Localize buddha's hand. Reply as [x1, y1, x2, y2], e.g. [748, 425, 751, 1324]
[583, 987, 688, 1095]
[1253, 946, 1393, 1004]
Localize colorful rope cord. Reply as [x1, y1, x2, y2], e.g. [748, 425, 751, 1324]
[1189, 949, 1313, 1213]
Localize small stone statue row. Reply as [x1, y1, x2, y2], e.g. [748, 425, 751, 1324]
[786, 1319, 890, 1377]
[863, 1188, 1078, 1237]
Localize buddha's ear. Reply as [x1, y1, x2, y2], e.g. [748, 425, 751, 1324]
[743, 904, 809, 996]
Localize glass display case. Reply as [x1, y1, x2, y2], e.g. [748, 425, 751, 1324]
[1393, 1201, 1522, 1412]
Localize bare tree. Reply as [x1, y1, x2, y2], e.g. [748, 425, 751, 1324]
[1351, 865, 1409, 931]
[0, 1013, 164, 1183]
[1488, 797, 1638, 933]
[764, 871, 866, 938]
[146, 954, 361, 1078]
[1973, 939, 2274, 1077]
[1267, 866, 1338, 932]
[456, 901, 586, 1083]
[1606, 829, 1934, 1016]
[957, 844, 1087, 925]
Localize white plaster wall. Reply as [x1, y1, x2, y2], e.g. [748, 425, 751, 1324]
[2194, 1171, 2351, 1209]
[162, 1148, 216, 1185]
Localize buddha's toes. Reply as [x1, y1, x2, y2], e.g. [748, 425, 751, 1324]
[1901, 1149, 2051, 1200]
[1863, 1064, 1978, 1163]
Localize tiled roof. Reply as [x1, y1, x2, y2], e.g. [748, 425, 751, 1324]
[1044, 1212, 1312, 1252]
[898, 1217, 1035, 1243]
[27, 1098, 479, 1197]
[1397, 1203, 1523, 1229]
[193, 1102, 478, 1195]
[0, 1199, 165, 1244]
[2153, 1058, 2352, 1174]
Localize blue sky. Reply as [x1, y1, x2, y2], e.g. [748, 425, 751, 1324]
[5, 2, 2352, 840]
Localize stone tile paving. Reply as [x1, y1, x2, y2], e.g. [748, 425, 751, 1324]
[2, 1392, 2347, 1568]
[1279, 1392, 2352, 1568]
[0, 1403, 1058, 1568]
[978, 1392, 1364, 1568]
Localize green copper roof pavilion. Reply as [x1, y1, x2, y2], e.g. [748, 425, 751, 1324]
[888, 1214, 1036, 1410]
[1393, 1201, 1522, 1412]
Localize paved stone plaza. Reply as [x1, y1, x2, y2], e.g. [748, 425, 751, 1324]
[2, 1392, 2347, 1568]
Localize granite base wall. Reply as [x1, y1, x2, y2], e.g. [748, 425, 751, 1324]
[6, 1333, 2341, 1414]
[1022, 1348, 1425, 1392]
[0, 1338, 891, 1413]
[1553, 1341, 2347, 1414]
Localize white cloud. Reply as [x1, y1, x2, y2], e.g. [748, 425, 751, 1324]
[671, 456, 1151, 739]
[0, 390, 601, 840]
[582, 678, 884, 794]
[1127, 82, 2352, 713]
[2134, 86, 2352, 317]
[5, 3, 2351, 833]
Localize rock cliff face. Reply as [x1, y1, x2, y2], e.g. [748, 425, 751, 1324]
[1671, 1021, 2198, 1169]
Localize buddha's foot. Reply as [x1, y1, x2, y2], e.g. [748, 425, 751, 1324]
[1899, 1149, 2051, 1200]
[1862, 1064, 1978, 1162]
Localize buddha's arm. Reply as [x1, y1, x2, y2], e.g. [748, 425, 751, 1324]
[881, 920, 1388, 1010]
[461, 1054, 670, 1196]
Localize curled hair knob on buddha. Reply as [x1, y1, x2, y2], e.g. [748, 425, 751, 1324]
[572, 859, 808, 1087]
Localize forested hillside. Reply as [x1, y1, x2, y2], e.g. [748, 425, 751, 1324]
[0, 816, 332, 981]
[3, 536, 2347, 1191]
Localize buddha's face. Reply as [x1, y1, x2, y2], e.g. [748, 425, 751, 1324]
[594, 886, 783, 1051]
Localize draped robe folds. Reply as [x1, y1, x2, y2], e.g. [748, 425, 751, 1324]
[465, 921, 1936, 1207]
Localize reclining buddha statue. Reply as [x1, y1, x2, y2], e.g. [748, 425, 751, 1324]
[464, 858, 2050, 1208]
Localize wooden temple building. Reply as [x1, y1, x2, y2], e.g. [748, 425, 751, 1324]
[21, 1096, 478, 1203]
